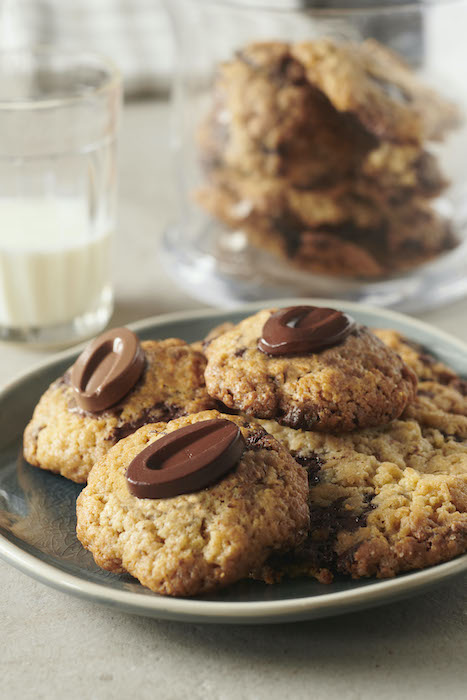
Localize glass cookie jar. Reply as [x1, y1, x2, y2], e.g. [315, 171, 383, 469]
[163, 0, 467, 311]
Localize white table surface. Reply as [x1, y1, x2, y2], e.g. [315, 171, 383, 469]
[1, 100, 466, 700]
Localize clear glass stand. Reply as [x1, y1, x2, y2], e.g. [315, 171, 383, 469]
[162, 223, 467, 313]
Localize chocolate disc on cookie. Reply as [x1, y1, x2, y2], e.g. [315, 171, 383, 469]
[258, 306, 355, 356]
[126, 419, 245, 499]
[204, 307, 417, 432]
[71, 327, 145, 412]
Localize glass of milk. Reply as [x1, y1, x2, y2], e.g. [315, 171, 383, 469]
[0, 48, 121, 345]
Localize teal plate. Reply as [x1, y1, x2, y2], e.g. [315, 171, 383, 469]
[0, 299, 466, 623]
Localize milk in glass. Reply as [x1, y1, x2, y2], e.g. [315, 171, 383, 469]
[0, 197, 112, 328]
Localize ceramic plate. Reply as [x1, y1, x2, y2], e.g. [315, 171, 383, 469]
[0, 299, 466, 624]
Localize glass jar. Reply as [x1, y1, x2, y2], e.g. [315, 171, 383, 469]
[163, 0, 467, 311]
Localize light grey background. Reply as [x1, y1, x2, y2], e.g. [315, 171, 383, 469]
[1, 101, 466, 700]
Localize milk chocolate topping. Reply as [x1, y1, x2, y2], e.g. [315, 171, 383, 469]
[258, 306, 356, 356]
[70, 327, 145, 412]
[126, 419, 245, 499]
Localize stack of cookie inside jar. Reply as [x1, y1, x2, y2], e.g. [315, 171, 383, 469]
[23, 308, 467, 596]
[197, 39, 461, 278]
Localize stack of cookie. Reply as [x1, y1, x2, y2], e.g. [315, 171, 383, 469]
[23, 309, 467, 596]
[202, 306, 467, 583]
[196, 39, 461, 278]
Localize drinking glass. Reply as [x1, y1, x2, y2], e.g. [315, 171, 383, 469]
[0, 47, 121, 345]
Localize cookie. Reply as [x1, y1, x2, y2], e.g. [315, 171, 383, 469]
[200, 41, 375, 188]
[334, 201, 455, 272]
[76, 410, 309, 597]
[204, 308, 417, 432]
[201, 200, 385, 279]
[202, 115, 444, 202]
[259, 408, 467, 582]
[373, 329, 467, 438]
[296, 215, 454, 279]
[373, 329, 467, 391]
[23, 338, 216, 483]
[291, 38, 460, 143]
[382, 202, 455, 270]
[199, 168, 383, 230]
[196, 178, 387, 278]
[199, 159, 447, 233]
[359, 39, 461, 141]
[293, 230, 384, 278]
[197, 177, 454, 278]
[257, 329, 467, 582]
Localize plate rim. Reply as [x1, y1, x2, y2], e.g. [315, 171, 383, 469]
[1, 297, 467, 622]
[0, 533, 465, 622]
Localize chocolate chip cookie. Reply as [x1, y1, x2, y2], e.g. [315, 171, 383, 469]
[76, 410, 309, 597]
[261, 330, 467, 582]
[260, 411, 467, 582]
[198, 172, 455, 278]
[373, 329, 467, 391]
[204, 307, 417, 432]
[292, 231, 385, 278]
[198, 168, 383, 230]
[373, 328, 467, 438]
[258, 333, 467, 582]
[23, 335, 216, 483]
[291, 38, 460, 143]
